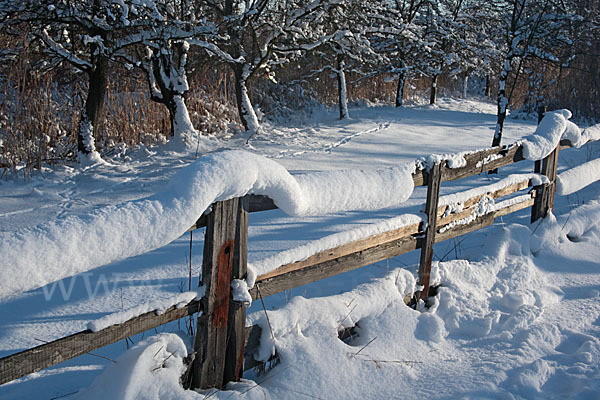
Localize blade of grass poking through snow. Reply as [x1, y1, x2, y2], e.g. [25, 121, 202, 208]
[351, 336, 377, 358]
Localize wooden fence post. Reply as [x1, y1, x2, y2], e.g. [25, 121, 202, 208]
[417, 162, 443, 302]
[534, 106, 547, 173]
[223, 196, 249, 384]
[531, 147, 559, 223]
[187, 197, 249, 390]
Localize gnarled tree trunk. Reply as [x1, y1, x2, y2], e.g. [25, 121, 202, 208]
[233, 64, 260, 133]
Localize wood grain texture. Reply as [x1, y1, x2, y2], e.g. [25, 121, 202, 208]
[531, 147, 559, 223]
[249, 235, 420, 300]
[0, 300, 200, 386]
[257, 222, 422, 281]
[435, 196, 534, 243]
[418, 163, 443, 301]
[190, 198, 242, 389]
[437, 178, 531, 218]
[223, 197, 249, 384]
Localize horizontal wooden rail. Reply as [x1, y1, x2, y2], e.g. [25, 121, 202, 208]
[250, 184, 535, 301]
[0, 301, 201, 386]
[250, 235, 420, 300]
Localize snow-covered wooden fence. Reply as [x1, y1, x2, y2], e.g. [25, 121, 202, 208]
[0, 138, 594, 389]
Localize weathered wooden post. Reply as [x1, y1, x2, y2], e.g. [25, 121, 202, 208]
[187, 197, 249, 389]
[534, 105, 547, 174]
[417, 162, 443, 302]
[531, 146, 559, 223]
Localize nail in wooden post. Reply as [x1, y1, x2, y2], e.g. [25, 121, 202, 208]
[531, 147, 559, 223]
[188, 197, 247, 389]
[418, 162, 443, 301]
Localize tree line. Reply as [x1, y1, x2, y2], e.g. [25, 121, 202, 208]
[0, 0, 598, 168]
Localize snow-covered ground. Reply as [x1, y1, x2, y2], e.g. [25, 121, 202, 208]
[1, 98, 599, 399]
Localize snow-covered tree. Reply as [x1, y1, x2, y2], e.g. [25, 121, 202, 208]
[140, 40, 196, 139]
[420, 0, 480, 105]
[302, 0, 380, 120]
[194, 0, 338, 133]
[480, 0, 581, 148]
[368, 0, 429, 107]
[0, 0, 167, 160]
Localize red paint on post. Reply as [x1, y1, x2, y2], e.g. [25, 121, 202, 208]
[213, 240, 233, 329]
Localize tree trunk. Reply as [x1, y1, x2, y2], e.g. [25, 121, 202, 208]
[429, 74, 438, 105]
[146, 42, 196, 139]
[395, 72, 406, 107]
[165, 94, 195, 138]
[484, 75, 491, 97]
[336, 56, 349, 120]
[233, 65, 260, 133]
[78, 56, 107, 155]
[463, 73, 469, 99]
[492, 62, 510, 148]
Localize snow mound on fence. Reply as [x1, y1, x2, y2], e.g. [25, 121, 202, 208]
[0, 150, 416, 300]
[521, 109, 591, 160]
[556, 158, 600, 196]
[580, 123, 600, 145]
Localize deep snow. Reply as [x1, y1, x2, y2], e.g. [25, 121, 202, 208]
[1, 98, 599, 400]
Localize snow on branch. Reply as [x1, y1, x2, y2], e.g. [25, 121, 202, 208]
[39, 28, 92, 71]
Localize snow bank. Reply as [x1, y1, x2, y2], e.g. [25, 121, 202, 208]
[549, 200, 600, 243]
[556, 158, 600, 196]
[521, 109, 588, 160]
[433, 225, 561, 342]
[248, 267, 416, 362]
[0, 150, 416, 300]
[73, 333, 192, 400]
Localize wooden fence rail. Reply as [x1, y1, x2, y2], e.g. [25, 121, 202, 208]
[0, 138, 589, 388]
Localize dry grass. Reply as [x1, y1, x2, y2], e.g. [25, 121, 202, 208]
[0, 45, 596, 175]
